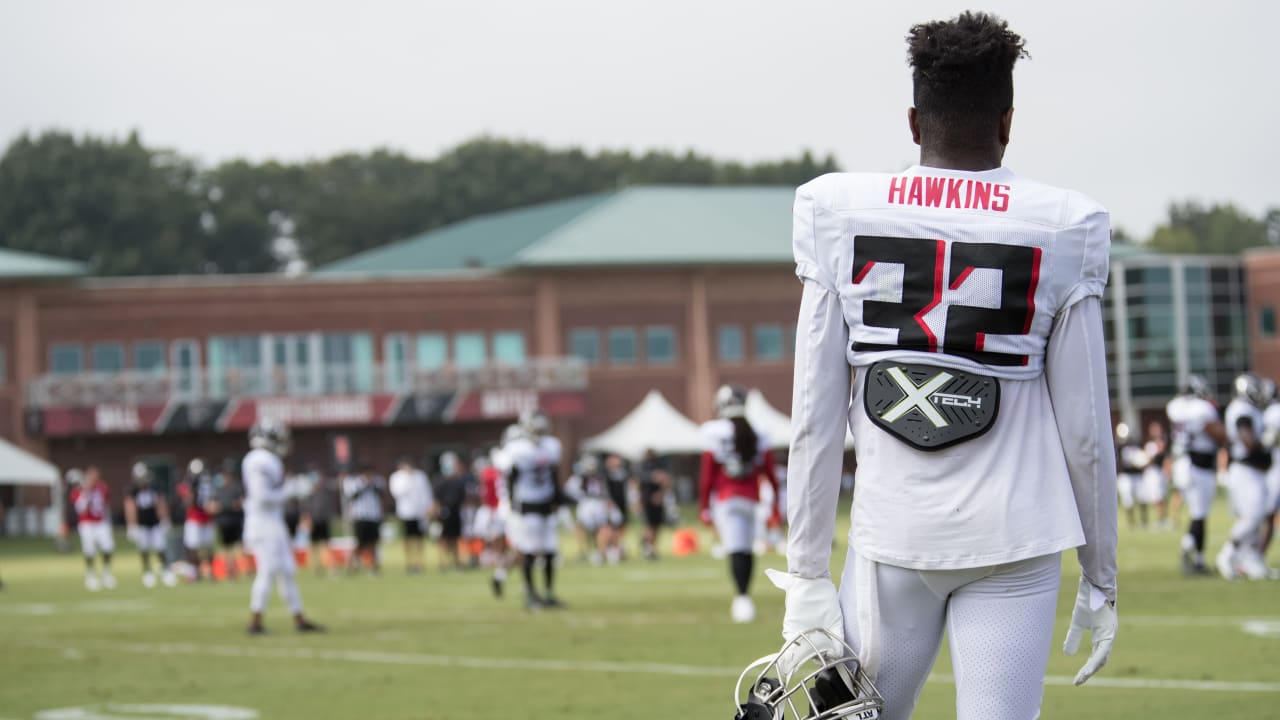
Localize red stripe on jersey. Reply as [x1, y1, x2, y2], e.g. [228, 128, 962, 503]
[975, 332, 986, 352]
[1023, 247, 1042, 334]
[949, 265, 974, 291]
[853, 261, 876, 284]
[913, 240, 946, 352]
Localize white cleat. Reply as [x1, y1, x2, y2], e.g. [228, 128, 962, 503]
[85, 573, 101, 592]
[161, 570, 178, 587]
[731, 595, 756, 623]
[1238, 549, 1270, 581]
[101, 571, 117, 590]
[1216, 544, 1238, 580]
[141, 571, 157, 588]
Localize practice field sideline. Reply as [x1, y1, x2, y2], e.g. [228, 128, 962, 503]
[1, 502, 1277, 719]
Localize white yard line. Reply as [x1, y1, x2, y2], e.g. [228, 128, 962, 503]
[90, 641, 1280, 693]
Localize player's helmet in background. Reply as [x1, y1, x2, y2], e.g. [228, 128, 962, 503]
[439, 451, 461, 477]
[733, 628, 883, 720]
[715, 384, 748, 419]
[519, 408, 551, 437]
[1181, 374, 1212, 399]
[1262, 378, 1277, 404]
[1115, 423, 1131, 442]
[131, 462, 150, 485]
[1234, 373, 1267, 407]
[65, 468, 85, 487]
[187, 458, 205, 477]
[501, 423, 527, 446]
[249, 417, 292, 456]
[576, 452, 600, 476]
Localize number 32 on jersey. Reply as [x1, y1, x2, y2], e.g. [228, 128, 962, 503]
[850, 235, 1042, 367]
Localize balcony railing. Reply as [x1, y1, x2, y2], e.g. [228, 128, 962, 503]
[26, 358, 587, 408]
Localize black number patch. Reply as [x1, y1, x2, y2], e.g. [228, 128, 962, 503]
[851, 236, 1041, 366]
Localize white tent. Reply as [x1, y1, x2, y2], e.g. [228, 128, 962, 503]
[581, 390, 705, 461]
[0, 437, 59, 487]
[745, 389, 856, 451]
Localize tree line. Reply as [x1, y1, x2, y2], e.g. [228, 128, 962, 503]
[0, 131, 1274, 276]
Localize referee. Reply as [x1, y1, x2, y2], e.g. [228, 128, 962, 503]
[343, 463, 386, 574]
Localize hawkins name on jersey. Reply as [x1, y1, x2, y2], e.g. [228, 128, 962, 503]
[795, 165, 1109, 380]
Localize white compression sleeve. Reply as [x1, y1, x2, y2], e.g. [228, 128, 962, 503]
[1045, 295, 1118, 602]
[786, 278, 853, 580]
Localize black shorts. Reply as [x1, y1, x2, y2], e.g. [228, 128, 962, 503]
[217, 519, 243, 547]
[285, 512, 301, 538]
[354, 520, 381, 546]
[401, 518, 424, 538]
[643, 504, 666, 529]
[311, 520, 331, 543]
[440, 509, 463, 540]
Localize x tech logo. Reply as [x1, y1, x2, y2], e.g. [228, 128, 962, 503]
[863, 361, 1000, 451]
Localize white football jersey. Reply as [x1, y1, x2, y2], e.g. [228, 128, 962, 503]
[789, 166, 1114, 576]
[700, 418, 771, 477]
[242, 448, 287, 530]
[505, 435, 562, 506]
[1225, 398, 1266, 462]
[1165, 395, 1221, 457]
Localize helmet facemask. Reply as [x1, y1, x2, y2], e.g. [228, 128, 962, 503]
[734, 629, 883, 720]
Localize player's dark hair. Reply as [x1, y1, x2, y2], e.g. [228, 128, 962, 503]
[730, 417, 758, 465]
[907, 12, 1028, 152]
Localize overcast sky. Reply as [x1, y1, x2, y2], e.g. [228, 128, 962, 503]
[2, 0, 1276, 237]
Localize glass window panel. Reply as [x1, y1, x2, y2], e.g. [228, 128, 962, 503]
[608, 327, 638, 365]
[493, 331, 526, 365]
[455, 332, 486, 369]
[91, 342, 124, 373]
[568, 328, 600, 365]
[416, 333, 448, 370]
[754, 324, 785, 361]
[718, 325, 744, 363]
[644, 326, 677, 365]
[133, 342, 166, 373]
[1261, 307, 1277, 338]
[49, 344, 82, 374]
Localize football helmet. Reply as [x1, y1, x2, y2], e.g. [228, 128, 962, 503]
[733, 628, 882, 720]
[1114, 422, 1131, 442]
[519, 408, 551, 437]
[249, 417, 292, 456]
[131, 462, 150, 485]
[439, 451, 461, 477]
[501, 423, 528, 446]
[187, 458, 205, 477]
[1234, 372, 1267, 407]
[576, 452, 600, 476]
[1180, 374, 1211, 399]
[1263, 378, 1277, 404]
[716, 384, 748, 419]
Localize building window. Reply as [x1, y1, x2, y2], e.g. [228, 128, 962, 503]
[416, 333, 448, 370]
[50, 343, 84, 375]
[384, 334, 409, 390]
[209, 335, 265, 395]
[786, 323, 797, 356]
[133, 341, 166, 373]
[1261, 307, 1277, 338]
[754, 324, 785, 361]
[718, 325, 744, 363]
[493, 331, 526, 366]
[454, 332, 487, 369]
[645, 326, 677, 365]
[567, 328, 600, 365]
[608, 327, 638, 365]
[91, 342, 125, 373]
[321, 333, 374, 393]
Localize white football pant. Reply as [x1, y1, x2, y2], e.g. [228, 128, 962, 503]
[839, 548, 1061, 720]
[516, 512, 559, 555]
[1139, 467, 1167, 505]
[183, 520, 215, 550]
[1227, 464, 1268, 547]
[713, 496, 757, 555]
[131, 525, 167, 552]
[78, 521, 115, 557]
[1174, 458, 1217, 521]
[1116, 473, 1138, 509]
[246, 523, 302, 615]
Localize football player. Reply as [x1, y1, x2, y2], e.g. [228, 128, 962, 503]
[1141, 422, 1171, 529]
[1259, 378, 1280, 564]
[70, 467, 116, 591]
[775, 13, 1117, 719]
[698, 384, 780, 623]
[1219, 373, 1273, 579]
[504, 409, 565, 609]
[1166, 375, 1227, 575]
[1115, 423, 1148, 529]
[472, 452, 511, 596]
[243, 418, 323, 635]
[566, 452, 615, 565]
[179, 458, 218, 581]
[124, 462, 176, 588]
[389, 455, 434, 574]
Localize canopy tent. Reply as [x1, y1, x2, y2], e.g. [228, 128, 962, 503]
[0, 437, 59, 487]
[581, 390, 705, 461]
[744, 390, 856, 451]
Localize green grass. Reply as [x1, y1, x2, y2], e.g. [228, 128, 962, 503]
[1, 500, 1278, 719]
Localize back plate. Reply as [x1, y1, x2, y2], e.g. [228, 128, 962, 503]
[863, 360, 1000, 451]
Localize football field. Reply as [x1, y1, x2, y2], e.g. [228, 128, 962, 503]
[2, 501, 1278, 720]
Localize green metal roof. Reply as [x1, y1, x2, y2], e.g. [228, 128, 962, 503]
[0, 246, 87, 279]
[317, 185, 796, 275]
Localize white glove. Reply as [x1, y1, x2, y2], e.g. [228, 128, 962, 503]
[127, 526, 142, 546]
[765, 569, 845, 680]
[1062, 577, 1117, 686]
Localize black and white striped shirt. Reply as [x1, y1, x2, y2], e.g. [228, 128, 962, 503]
[344, 475, 385, 522]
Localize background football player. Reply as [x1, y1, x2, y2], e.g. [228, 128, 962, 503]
[472, 451, 511, 596]
[1166, 375, 1227, 575]
[243, 418, 322, 634]
[1219, 373, 1274, 579]
[1141, 421, 1171, 530]
[1259, 378, 1280, 566]
[123, 462, 176, 588]
[698, 384, 779, 624]
[70, 466, 116, 591]
[775, 13, 1117, 719]
[504, 410, 565, 609]
[178, 458, 218, 581]
[1115, 424, 1148, 529]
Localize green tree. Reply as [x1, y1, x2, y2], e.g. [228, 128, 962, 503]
[1147, 201, 1269, 255]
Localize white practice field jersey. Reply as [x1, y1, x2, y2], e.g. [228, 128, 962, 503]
[1166, 395, 1221, 457]
[1225, 398, 1266, 462]
[795, 165, 1110, 569]
[242, 447, 287, 529]
[505, 435, 563, 506]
